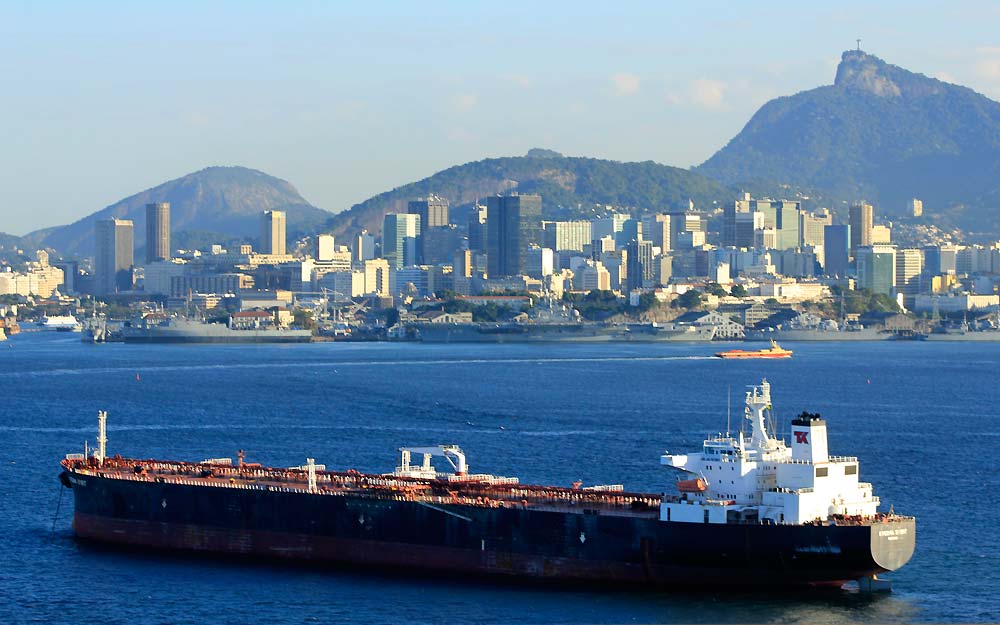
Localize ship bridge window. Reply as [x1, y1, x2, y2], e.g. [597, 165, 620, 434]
[845, 465, 857, 475]
[815, 467, 829, 478]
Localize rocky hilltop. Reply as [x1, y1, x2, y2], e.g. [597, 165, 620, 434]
[698, 50, 1000, 227]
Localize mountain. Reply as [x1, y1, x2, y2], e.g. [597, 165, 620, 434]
[697, 50, 1000, 228]
[0, 232, 23, 251]
[323, 151, 733, 238]
[28, 166, 330, 257]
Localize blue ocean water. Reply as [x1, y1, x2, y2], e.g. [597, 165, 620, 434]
[1, 333, 997, 624]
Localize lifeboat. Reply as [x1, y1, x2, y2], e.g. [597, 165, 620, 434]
[676, 477, 709, 493]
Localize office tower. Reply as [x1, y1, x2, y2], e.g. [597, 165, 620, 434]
[799, 209, 832, 248]
[938, 244, 960, 274]
[910, 198, 923, 218]
[641, 214, 671, 252]
[619, 219, 643, 246]
[895, 248, 924, 306]
[666, 210, 708, 252]
[756, 200, 801, 250]
[856, 244, 896, 295]
[467, 204, 488, 252]
[823, 225, 850, 277]
[849, 202, 873, 252]
[486, 194, 542, 277]
[94, 219, 134, 294]
[145, 202, 170, 263]
[382, 213, 421, 269]
[591, 213, 630, 243]
[408, 195, 450, 229]
[723, 193, 760, 248]
[542, 221, 592, 252]
[362, 258, 391, 296]
[354, 230, 375, 264]
[260, 210, 287, 255]
[625, 239, 654, 290]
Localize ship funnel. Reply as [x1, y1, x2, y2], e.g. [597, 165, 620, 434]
[790, 412, 828, 463]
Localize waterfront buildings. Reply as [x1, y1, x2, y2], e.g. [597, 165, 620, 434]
[260, 210, 287, 255]
[95, 218, 134, 294]
[486, 194, 542, 277]
[0, 252, 64, 297]
[145, 202, 171, 263]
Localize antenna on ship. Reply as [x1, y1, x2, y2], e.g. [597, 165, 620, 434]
[96, 410, 107, 466]
[726, 385, 732, 437]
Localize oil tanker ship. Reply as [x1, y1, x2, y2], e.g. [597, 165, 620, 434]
[58, 381, 914, 591]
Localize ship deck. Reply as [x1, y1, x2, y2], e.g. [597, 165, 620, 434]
[62, 457, 665, 519]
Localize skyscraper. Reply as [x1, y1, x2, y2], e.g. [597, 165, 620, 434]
[856, 244, 896, 295]
[467, 204, 488, 252]
[486, 194, 542, 277]
[94, 219, 134, 294]
[353, 230, 375, 264]
[849, 202, 873, 253]
[641, 214, 671, 252]
[408, 195, 450, 229]
[382, 213, 421, 269]
[260, 210, 287, 255]
[542, 221, 592, 252]
[145, 202, 170, 263]
[799, 209, 832, 248]
[625, 239, 654, 291]
[823, 225, 850, 277]
[895, 248, 924, 307]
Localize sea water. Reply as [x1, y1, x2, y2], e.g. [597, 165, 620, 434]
[1, 333, 997, 624]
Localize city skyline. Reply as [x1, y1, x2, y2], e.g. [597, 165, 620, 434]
[4, 2, 1000, 235]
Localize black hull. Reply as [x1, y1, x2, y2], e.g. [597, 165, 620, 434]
[65, 471, 914, 589]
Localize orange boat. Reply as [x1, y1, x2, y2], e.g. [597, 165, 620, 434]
[715, 339, 792, 359]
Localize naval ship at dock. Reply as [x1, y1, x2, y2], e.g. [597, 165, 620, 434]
[60, 380, 914, 591]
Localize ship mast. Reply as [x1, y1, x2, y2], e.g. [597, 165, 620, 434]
[96, 410, 108, 466]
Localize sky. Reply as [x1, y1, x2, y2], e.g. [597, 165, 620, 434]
[3, 1, 999, 235]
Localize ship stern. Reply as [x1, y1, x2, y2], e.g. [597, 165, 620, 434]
[869, 517, 916, 573]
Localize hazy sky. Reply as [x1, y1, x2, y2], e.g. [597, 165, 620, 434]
[3, 1, 999, 235]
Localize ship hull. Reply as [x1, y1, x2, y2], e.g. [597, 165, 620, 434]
[121, 328, 312, 344]
[65, 471, 913, 589]
[415, 324, 716, 344]
[746, 329, 888, 342]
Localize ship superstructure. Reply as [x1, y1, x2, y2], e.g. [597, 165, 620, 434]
[59, 381, 914, 591]
[662, 380, 876, 524]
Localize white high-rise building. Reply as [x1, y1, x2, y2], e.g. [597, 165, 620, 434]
[895, 248, 924, 307]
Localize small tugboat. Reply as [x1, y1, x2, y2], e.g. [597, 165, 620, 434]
[715, 339, 792, 359]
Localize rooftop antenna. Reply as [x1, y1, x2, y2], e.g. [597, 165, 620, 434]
[856, 38, 862, 51]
